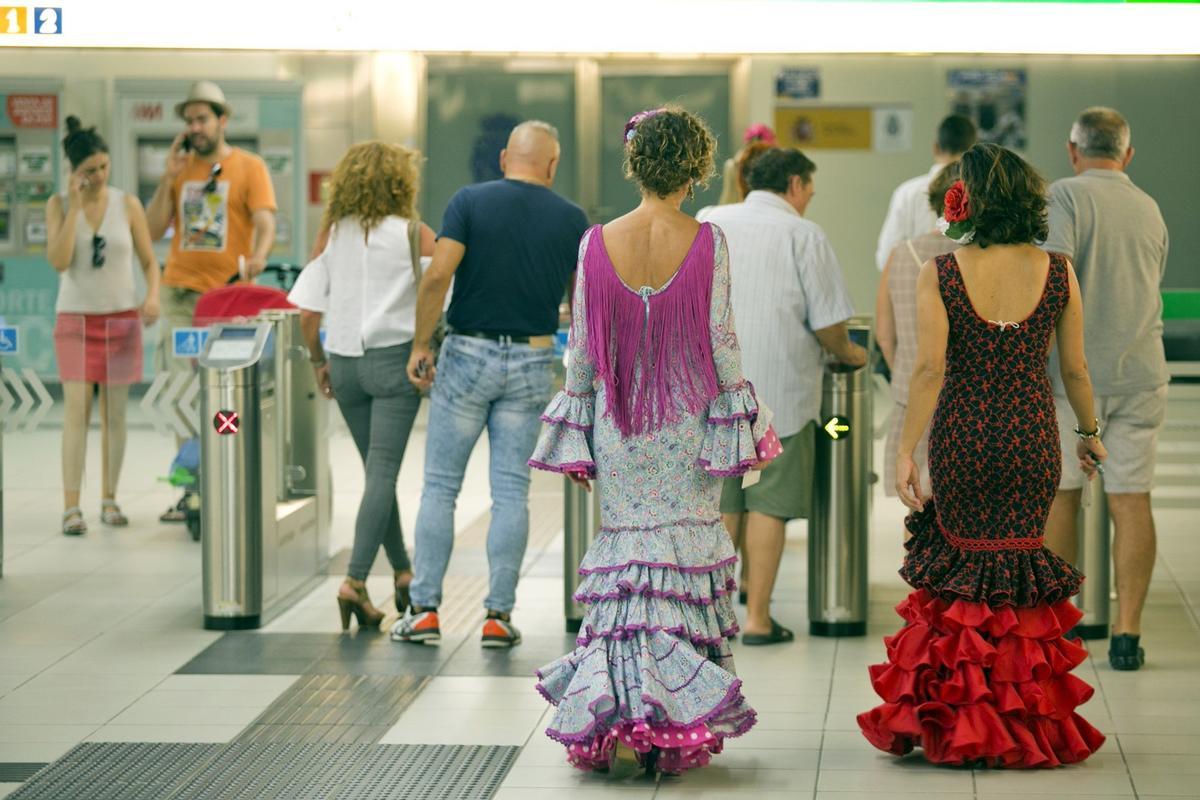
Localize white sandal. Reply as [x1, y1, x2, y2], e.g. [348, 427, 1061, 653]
[100, 500, 129, 527]
[62, 507, 87, 536]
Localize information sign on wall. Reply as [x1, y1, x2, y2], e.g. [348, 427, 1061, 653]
[775, 68, 821, 100]
[775, 107, 873, 150]
[6, 94, 57, 129]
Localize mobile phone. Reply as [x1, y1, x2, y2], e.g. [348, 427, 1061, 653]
[179, 135, 191, 153]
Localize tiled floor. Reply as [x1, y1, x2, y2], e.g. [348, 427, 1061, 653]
[1, 383, 1198, 799]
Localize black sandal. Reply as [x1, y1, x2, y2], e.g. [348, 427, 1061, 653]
[1109, 633, 1145, 671]
[742, 618, 795, 646]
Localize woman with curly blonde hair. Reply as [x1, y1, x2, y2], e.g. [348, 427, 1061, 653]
[529, 107, 782, 774]
[288, 141, 435, 629]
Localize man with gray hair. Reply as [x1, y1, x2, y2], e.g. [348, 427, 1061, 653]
[394, 121, 588, 648]
[1043, 107, 1169, 671]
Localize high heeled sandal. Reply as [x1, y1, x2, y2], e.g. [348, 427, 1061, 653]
[100, 500, 129, 527]
[62, 507, 87, 536]
[337, 581, 385, 630]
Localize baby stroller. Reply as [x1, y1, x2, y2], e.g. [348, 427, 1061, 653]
[167, 263, 302, 540]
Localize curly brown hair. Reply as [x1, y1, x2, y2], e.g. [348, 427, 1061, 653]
[623, 107, 716, 199]
[959, 142, 1048, 249]
[322, 141, 420, 234]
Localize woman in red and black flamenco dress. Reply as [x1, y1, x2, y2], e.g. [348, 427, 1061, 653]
[858, 143, 1109, 768]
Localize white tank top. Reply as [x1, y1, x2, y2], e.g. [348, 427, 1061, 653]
[55, 186, 139, 314]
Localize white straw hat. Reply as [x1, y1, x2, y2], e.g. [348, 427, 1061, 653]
[175, 81, 231, 119]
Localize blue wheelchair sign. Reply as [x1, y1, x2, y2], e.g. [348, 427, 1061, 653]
[172, 327, 209, 358]
[0, 326, 18, 355]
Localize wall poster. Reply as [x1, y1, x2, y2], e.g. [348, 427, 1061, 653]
[947, 69, 1027, 149]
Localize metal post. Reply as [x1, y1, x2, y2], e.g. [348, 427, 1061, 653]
[200, 323, 273, 630]
[563, 477, 599, 633]
[808, 318, 874, 637]
[1072, 476, 1111, 639]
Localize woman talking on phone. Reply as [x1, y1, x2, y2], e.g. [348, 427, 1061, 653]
[46, 116, 161, 536]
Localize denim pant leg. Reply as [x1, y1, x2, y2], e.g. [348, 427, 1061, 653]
[483, 347, 554, 613]
[409, 338, 498, 609]
[334, 345, 421, 581]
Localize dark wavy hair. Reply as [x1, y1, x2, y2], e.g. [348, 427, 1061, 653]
[624, 107, 716, 199]
[734, 140, 774, 199]
[62, 116, 108, 170]
[747, 147, 816, 194]
[959, 142, 1048, 249]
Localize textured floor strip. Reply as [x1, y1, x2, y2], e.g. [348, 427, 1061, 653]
[0, 764, 48, 782]
[7, 743, 220, 800]
[236, 674, 429, 744]
[8, 742, 517, 800]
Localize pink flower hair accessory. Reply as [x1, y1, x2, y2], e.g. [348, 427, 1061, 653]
[742, 123, 777, 145]
[624, 108, 665, 145]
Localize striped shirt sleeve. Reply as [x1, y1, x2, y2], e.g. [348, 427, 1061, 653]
[796, 228, 856, 331]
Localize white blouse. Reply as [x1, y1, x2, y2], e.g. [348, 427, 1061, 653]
[288, 216, 428, 357]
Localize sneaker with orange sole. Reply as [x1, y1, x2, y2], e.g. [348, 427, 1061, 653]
[390, 609, 441, 644]
[481, 615, 522, 648]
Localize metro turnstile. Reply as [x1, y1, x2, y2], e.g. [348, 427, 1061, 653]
[1072, 477, 1112, 639]
[198, 312, 329, 630]
[808, 317, 874, 637]
[563, 477, 599, 633]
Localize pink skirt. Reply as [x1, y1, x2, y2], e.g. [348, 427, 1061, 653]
[54, 310, 143, 385]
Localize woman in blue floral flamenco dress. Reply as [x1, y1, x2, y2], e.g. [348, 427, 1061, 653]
[858, 143, 1108, 767]
[529, 107, 781, 774]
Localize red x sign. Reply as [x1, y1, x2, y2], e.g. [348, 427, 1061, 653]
[213, 410, 239, 435]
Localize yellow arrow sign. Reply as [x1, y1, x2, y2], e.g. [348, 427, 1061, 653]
[824, 416, 851, 440]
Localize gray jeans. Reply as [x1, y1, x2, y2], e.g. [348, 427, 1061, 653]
[330, 343, 421, 580]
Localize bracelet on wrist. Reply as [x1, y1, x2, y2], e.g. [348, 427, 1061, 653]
[310, 356, 327, 367]
[1074, 417, 1101, 440]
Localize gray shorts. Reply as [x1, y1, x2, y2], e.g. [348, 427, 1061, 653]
[1056, 386, 1168, 493]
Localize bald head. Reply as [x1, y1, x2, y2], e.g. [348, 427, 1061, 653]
[500, 120, 561, 186]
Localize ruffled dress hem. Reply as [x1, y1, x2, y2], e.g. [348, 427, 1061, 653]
[857, 589, 1106, 768]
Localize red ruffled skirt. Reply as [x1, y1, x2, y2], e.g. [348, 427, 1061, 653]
[857, 589, 1105, 768]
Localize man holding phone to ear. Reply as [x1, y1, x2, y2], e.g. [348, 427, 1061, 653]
[145, 80, 277, 523]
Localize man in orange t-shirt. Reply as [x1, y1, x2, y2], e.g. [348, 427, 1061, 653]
[146, 80, 276, 520]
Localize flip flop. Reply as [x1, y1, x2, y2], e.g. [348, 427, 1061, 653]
[742, 619, 795, 646]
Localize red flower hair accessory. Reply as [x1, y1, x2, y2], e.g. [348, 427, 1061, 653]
[937, 179, 975, 244]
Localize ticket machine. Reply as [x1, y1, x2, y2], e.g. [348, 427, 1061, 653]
[0, 78, 63, 377]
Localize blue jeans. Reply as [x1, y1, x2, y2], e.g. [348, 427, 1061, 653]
[409, 334, 554, 614]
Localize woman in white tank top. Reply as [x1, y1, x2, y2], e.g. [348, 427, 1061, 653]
[45, 116, 161, 536]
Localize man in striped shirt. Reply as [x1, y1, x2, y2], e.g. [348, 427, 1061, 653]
[699, 148, 866, 645]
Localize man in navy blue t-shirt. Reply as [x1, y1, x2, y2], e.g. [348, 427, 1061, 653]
[394, 120, 588, 648]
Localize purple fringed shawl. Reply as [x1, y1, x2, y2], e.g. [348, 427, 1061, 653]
[584, 223, 719, 438]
